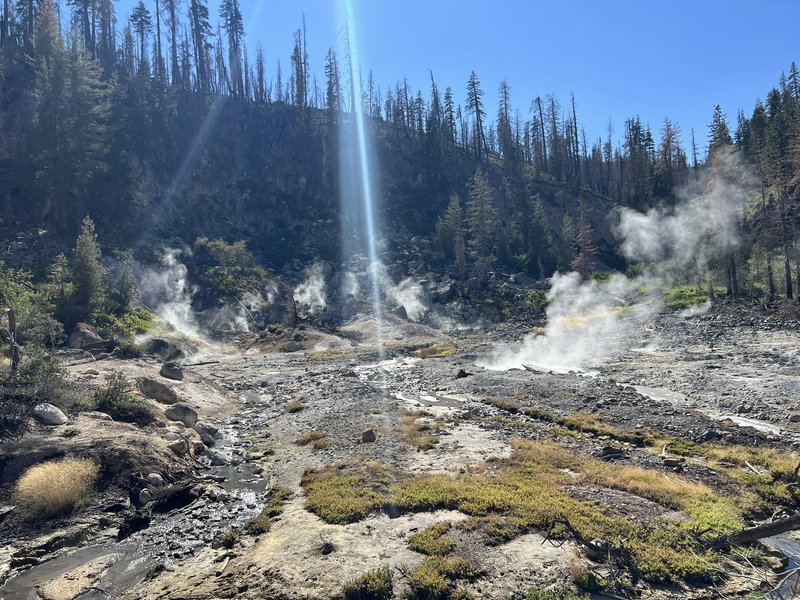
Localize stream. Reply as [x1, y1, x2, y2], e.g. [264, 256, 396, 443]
[0, 391, 280, 600]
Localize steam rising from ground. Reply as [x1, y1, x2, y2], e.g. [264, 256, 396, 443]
[616, 149, 752, 277]
[137, 249, 200, 338]
[478, 272, 656, 372]
[373, 262, 427, 321]
[482, 149, 754, 372]
[294, 262, 328, 315]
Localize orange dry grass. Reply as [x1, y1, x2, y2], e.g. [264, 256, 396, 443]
[14, 457, 100, 517]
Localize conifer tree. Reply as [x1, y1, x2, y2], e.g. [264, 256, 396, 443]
[72, 216, 105, 322]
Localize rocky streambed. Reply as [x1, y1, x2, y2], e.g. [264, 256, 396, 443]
[3, 303, 800, 599]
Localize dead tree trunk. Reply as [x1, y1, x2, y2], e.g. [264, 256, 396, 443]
[7, 308, 19, 375]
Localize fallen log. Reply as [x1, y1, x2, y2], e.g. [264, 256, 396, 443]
[712, 513, 800, 549]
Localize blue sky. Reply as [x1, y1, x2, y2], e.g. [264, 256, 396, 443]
[111, 0, 799, 154]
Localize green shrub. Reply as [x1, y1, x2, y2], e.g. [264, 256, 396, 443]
[526, 289, 549, 311]
[61, 427, 81, 438]
[342, 566, 394, 600]
[527, 585, 588, 600]
[92, 371, 153, 426]
[246, 486, 291, 534]
[664, 285, 709, 310]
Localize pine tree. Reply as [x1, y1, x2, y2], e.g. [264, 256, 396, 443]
[466, 169, 497, 261]
[220, 0, 243, 96]
[72, 216, 105, 322]
[129, 0, 152, 72]
[707, 104, 733, 161]
[436, 193, 466, 276]
[570, 200, 598, 277]
[466, 71, 486, 160]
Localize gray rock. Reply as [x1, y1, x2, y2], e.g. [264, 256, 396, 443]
[663, 456, 686, 468]
[85, 411, 113, 421]
[160, 362, 184, 381]
[194, 421, 219, 446]
[167, 438, 189, 456]
[32, 403, 68, 426]
[361, 428, 377, 443]
[164, 403, 198, 427]
[209, 452, 229, 466]
[68, 323, 106, 350]
[138, 488, 153, 505]
[138, 378, 180, 405]
[147, 473, 165, 487]
[142, 338, 197, 362]
[789, 414, 800, 423]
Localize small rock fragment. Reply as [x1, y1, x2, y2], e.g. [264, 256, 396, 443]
[361, 428, 377, 443]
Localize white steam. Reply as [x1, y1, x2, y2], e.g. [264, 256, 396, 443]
[478, 272, 656, 372]
[616, 149, 752, 274]
[481, 148, 754, 372]
[294, 262, 327, 315]
[373, 262, 428, 321]
[137, 249, 200, 338]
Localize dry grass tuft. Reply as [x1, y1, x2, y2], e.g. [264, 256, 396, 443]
[401, 411, 440, 450]
[419, 343, 458, 359]
[14, 457, 100, 517]
[295, 430, 328, 450]
[287, 399, 306, 413]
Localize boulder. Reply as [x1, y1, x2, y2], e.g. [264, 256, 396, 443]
[147, 473, 165, 487]
[209, 451, 229, 466]
[160, 362, 184, 381]
[68, 323, 106, 350]
[789, 414, 800, 423]
[141, 337, 197, 362]
[32, 403, 68, 426]
[194, 421, 218, 446]
[164, 403, 198, 428]
[361, 428, 377, 443]
[138, 378, 180, 405]
[167, 438, 189, 456]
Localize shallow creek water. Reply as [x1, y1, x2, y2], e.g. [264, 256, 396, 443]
[0, 393, 281, 600]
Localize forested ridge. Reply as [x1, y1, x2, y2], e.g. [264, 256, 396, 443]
[0, 0, 799, 295]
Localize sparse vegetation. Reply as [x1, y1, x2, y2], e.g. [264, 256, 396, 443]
[664, 285, 710, 309]
[342, 566, 394, 600]
[408, 521, 456, 556]
[401, 411, 440, 450]
[405, 556, 480, 600]
[246, 486, 292, 535]
[61, 427, 81, 437]
[419, 343, 458, 359]
[484, 398, 520, 413]
[526, 585, 588, 600]
[91, 371, 154, 426]
[287, 399, 306, 413]
[301, 439, 764, 584]
[294, 430, 328, 450]
[14, 457, 100, 517]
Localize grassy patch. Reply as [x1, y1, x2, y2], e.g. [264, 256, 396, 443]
[301, 463, 398, 524]
[246, 486, 292, 535]
[664, 285, 709, 310]
[558, 413, 654, 447]
[408, 521, 456, 556]
[301, 439, 759, 584]
[342, 565, 394, 600]
[295, 430, 328, 450]
[402, 411, 440, 450]
[484, 398, 520, 413]
[527, 586, 588, 600]
[61, 427, 81, 438]
[15, 457, 100, 517]
[419, 343, 458, 359]
[287, 399, 306, 413]
[405, 555, 479, 600]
